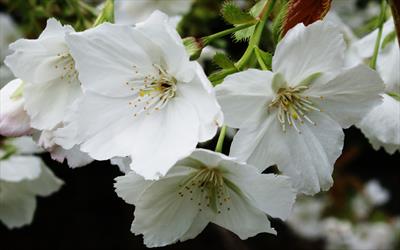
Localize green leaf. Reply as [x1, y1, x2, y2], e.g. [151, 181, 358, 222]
[221, 1, 255, 25]
[233, 0, 266, 41]
[271, 2, 288, 43]
[213, 53, 235, 69]
[381, 31, 396, 49]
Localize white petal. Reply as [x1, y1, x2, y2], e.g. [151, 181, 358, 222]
[49, 145, 93, 168]
[136, 10, 193, 82]
[131, 173, 200, 247]
[129, 97, 200, 179]
[306, 64, 384, 128]
[10, 136, 43, 154]
[211, 189, 276, 239]
[65, 23, 156, 97]
[23, 163, 63, 196]
[216, 69, 274, 128]
[5, 19, 72, 84]
[114, 171, 153, 205]
[0, 79, 31, 136]
[0, 183, 36, 229]
[110, 157, 132, 174]
[377, 41, 400, 93]
[231, 112, 344, 195]
[273, 20, 345, 86]
[358, 94, 400, 154]
[71, 92, 137, 159]
[178, 62, 222, 142]
[223, 161, 296, 220]
[0, 155, 42, 182]
[23, 78, 82, 130]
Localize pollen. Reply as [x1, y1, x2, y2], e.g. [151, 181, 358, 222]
[269, 85, 322, 133]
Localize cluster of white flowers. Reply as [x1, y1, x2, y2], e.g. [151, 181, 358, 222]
[287, 180, 400, 250]
[0, 0, 398, 247]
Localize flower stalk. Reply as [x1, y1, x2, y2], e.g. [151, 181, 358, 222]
[370, 0, 387, 70]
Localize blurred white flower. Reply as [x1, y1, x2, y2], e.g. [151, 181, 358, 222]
[322, 217, 355, 250]
[349, 222, 397, 250]
[59, 11, 222, 179]
[216, 20, 384, 195]
[0, 79, 32, 136]
[5, 18, 83, 131]
[355, 19, 400, 154]
[364, 180, 389, 206]
[115, 149, 296, 247]
[331, 0, 380, 30]
[0, 13, 21, 87]
[287, 196, 326, 239]
[0, 136, 63, 229]
[114, 0, 192, 25]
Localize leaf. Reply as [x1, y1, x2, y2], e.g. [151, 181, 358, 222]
[271, 2, 288, 43]
[213, 53, 236, 69]
[221, 1, 255, 25]
[233, 0, 267, 41]
[388, 91, 400, 102]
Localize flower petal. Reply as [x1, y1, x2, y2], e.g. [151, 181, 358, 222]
[0, 156, 42, 182]
[358, 94, 400, 154]
[0, 79, 31, 136]
[65, 23, 157, 98]
[5, 18, 73, 84]
[377, 41, 400, 93]
[178, 62, 222, 142]
[306, 64, 384, 128]
[131, 173, 200, 247]
[114, 171, 153, 205]
[216, 69, 274, 128]
[273, 20, 345, 86]
[211, 189, 276, 239]
[231, 112, 344, 195]
[0, 183, 36, 229]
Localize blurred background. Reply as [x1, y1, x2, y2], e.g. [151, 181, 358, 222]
[0, 0, 399, 249]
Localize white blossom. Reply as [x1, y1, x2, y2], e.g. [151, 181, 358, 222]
[5, 18, 82, 131]
[0, 79, 32, 136]
[216, 20, 384, 194]
[0, 136, 63, 229]
[58, 11, 222, 179]
[115, 149, 296, 247]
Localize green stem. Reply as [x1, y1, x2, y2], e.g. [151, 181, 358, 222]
[235, 0, 277, 70]
[370, 0, 387, 70]
[254, 47, 268, 70]
[215, 126, 227, 153]
[78, 1, 99, 16]
[202, 22, 256, 45]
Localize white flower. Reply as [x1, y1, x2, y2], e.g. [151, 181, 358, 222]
[364, 180, 389, 206]
[4, 18, 82, 131]
[0, 79, 32, 136]
[114, 0, 192, 25]
[115, 149, 296, 247]
[287, 196, 326, 239]
[216, 20, 384, 195]
[59, 11, 222, 179]
[0, 136, 63, 229]
[357, 34, 400, 154]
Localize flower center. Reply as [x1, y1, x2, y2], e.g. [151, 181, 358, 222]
[269, 85, 321, 133]
[54, 52, 78, 84]
[178, 167, 231, 214]
[127, 64, 177, 117]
